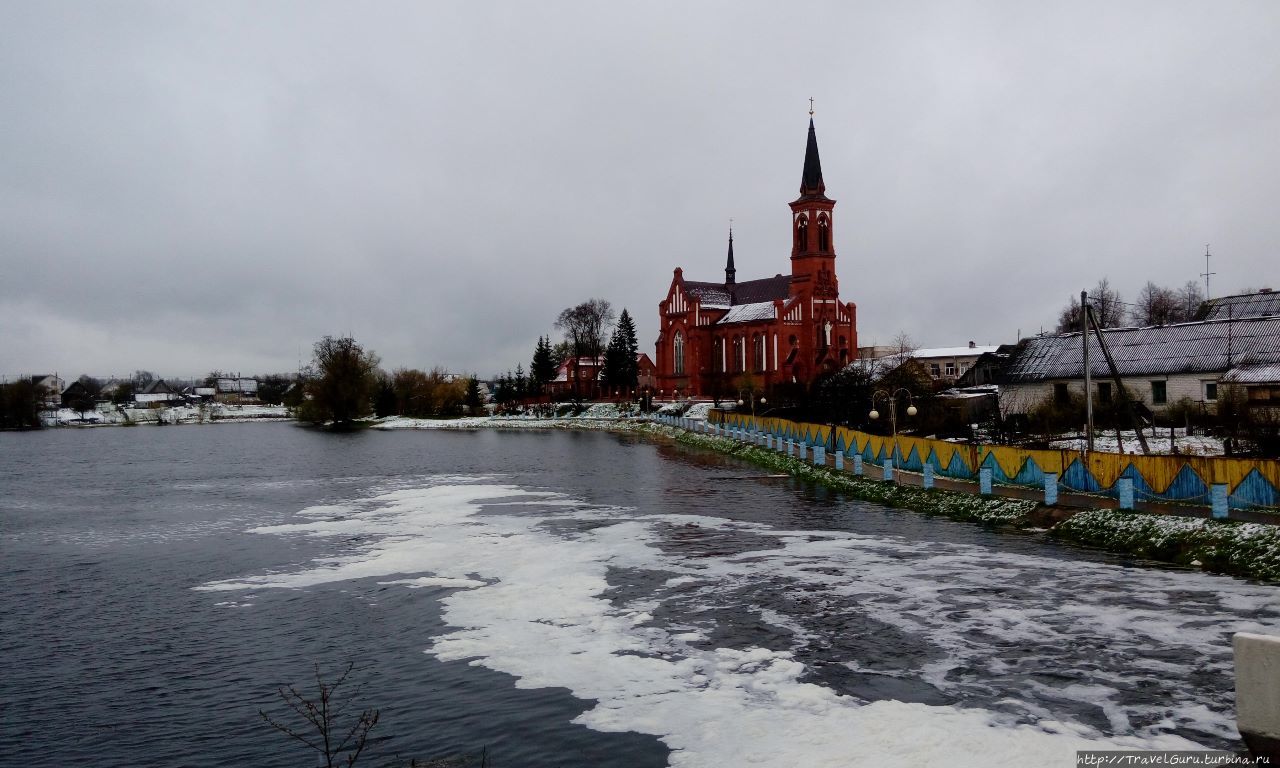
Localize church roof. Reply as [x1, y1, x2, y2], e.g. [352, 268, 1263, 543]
[684, 281, 732, 308]
[719, 301, 778, 324]
[731, 274, 791, 304]
[684, 273, 791, 311]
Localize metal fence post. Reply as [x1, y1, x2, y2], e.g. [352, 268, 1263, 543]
[1118, 477, 1134, 510]
[1212, 484, 1229, 519]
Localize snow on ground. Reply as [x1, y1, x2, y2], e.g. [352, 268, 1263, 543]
[1050, 429, 1225, 456]
[42, 403, 291, 427]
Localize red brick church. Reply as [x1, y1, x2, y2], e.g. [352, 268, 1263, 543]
[654, 117, 858, 398]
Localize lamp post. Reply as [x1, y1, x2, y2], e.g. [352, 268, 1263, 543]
[736, 392, 766, 419]
[869, 388, 917, 437]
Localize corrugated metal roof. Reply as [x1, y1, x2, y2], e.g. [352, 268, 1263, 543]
[717, 301, 777, 324]
[1001, 316, 1280, 382]
[1200, 291, 1280, 321]
[1223, 363, 1280, 384]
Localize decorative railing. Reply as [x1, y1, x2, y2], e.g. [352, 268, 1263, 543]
[702, 410, 1279, 512]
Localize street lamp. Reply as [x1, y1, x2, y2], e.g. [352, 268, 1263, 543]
[869, 388, 917, 436]
[737, 392, 766, 418]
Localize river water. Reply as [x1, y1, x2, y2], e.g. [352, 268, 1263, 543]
[2, 423, 1277, 767]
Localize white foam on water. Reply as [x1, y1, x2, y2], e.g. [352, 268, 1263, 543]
[378, 577, 487, 590]
[201, 480, 1277, 766]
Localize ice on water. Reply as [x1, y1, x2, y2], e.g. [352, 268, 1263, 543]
[201, 478, 1279, 766]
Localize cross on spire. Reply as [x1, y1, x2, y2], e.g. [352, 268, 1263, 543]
[809, 97, 814, 116]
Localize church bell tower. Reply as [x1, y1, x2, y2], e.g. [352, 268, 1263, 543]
[789, 115, 837, 300]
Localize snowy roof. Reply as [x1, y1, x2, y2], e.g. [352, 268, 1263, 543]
[843, 353, 917, 382]
[912, 345, 1000, 359]
[216, 378, 258, 394]
[1002, 316, 1280, 382]
[140, 379, 175, 394]
[936, 385, 1000, 399]
[683, 275, 791, 311]
[1200, 290, 1280, 321]
[1223, 363, 1280, 384]
[683, 281, 732, 308]
[717, 301, 777, 325]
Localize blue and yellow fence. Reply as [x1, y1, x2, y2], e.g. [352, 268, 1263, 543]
[708, 411, 1280, 511]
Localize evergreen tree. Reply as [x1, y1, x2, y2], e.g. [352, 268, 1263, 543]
[514, 364, 527, 400]
[616, 309, 639, 388]
[464, 376, 484, 413]
[602, 309, 640, 392]
[531, 336, 555, 394]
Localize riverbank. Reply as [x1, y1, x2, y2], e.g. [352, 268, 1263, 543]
[643, 422, 1280, 583]
[41, 403, 291, 426]
[19, 408, 1280, 582]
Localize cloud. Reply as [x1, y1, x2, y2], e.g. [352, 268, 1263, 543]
[3, 1, 1278, 378]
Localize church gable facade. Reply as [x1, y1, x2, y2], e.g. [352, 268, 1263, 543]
[655, 118, 858, 397]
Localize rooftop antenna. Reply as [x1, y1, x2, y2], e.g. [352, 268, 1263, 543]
[1201, 244, 1216, 300]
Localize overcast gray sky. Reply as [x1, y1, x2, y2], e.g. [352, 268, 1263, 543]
[2, 1, 1277, 381]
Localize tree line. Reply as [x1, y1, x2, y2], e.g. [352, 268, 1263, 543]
[491, 299, 639, 407]
[297, 336, 483, 428]
[1054, 278, 1205, 332]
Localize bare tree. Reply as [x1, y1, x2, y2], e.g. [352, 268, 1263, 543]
[1132, 281, 1178, 326]
[1089, 278, 1126, 328]
[1175, 280, 1205, 321]
[555, 299, 614, 400]
[890, 331, 916, 356]
[1054, 294, 1082, 334]
[1054, 278, 1126, 332]
[260, 662, 380, 768]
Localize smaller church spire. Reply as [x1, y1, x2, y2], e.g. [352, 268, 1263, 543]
[725, 224, 736, 286]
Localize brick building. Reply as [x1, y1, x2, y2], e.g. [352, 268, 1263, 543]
[654, 117, 858, 398]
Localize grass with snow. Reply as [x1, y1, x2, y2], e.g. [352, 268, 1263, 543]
[666, 428, 1038, 526]
[1052, 509, 1280, 582]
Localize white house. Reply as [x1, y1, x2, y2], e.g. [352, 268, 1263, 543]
[999, 316, 1280, 416]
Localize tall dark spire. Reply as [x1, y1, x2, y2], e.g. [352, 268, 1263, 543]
[725, 227, 736, 286]
[799, 117, 826, 197]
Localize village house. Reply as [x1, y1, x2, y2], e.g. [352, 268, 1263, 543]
[215, 378, 259, 404]
[135, 379, 180, 406]
[548, 357, 604, 399]
[654, 116, 858, 398]
[30, 375, 65, 407]
[999, 315, 1280, 418]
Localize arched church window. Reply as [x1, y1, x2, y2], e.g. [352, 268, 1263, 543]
[674, 331, 685, 375]
[817, 214, 830, 252]
[753, 334, 765, 372]
[795, 215, 808, 250]
[732, 336, 745, 373]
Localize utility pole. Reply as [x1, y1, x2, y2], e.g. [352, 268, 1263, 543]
[1087, 305, 1151, 455]
[1082, 290, 1094, 453]
[1201, 244, 1216, 300]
